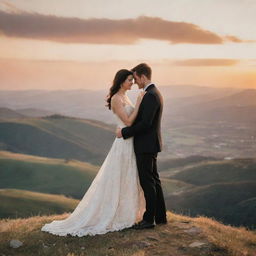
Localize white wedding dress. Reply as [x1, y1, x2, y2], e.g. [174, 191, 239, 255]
[41, 105, 145, 237]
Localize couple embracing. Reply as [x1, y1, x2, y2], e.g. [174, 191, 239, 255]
[42, 63, 167, 237]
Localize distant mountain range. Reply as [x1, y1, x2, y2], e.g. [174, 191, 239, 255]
[0, 85, 256, 123]
[1, 85, 255, 158]
[0, 85, 256, 159]
[0, 107, 57, 119]
[0, 89, 115, 123]
[1, 86, 255, 130]
[0, 107, 26, 119]
[165, 88, 256, 124]
[1, 86, 254, 124]
[16, 108, 57, 117]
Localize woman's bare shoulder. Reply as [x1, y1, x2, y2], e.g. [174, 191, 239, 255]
[111, 94, 122, 105]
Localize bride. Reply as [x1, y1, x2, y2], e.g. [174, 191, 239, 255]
[41, 69, 146, 237]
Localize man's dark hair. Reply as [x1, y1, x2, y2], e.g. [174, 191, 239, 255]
[131, 63, 152, 79]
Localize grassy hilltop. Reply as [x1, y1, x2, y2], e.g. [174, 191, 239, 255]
[1, 212, 256, 256]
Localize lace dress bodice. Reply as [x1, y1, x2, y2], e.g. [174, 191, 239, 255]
[114, 104, 134, 128]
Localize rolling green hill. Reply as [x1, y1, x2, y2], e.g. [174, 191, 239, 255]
[0, 189, 79, 219]
[160, 157, 256, 229]
[1, 150, 256, 229]
[158, 155, 217, 172]
[166, 181, 256, 229]
[0, 115, 115, 165]
[161, 178, 195, 196]
[0, 151, 98, 199]
[169, 158, 256, 185]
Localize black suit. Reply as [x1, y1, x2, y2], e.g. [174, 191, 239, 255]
[122, 84, 167, 224]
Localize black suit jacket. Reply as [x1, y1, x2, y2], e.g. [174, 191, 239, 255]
[121, 84, 163, 154]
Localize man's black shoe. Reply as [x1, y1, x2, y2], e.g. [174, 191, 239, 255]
[155, 219, 168, 225]
[131, 220, 144, 228]
[134, 220, 155, 230]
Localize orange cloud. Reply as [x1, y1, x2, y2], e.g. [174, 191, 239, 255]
[224, 35, 256, 43]
[0, 10, 249, 45]
[174, 59, 240, 66]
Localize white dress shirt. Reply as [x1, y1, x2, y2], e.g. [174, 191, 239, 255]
[143, 83, 153, 91]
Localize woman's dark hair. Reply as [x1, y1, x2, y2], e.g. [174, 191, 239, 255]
[106, 69, 133, 110]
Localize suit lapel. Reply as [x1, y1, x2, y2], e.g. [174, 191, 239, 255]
[138, 84, 155, 116]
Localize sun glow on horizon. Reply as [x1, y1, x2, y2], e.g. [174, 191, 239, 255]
[0, 0, 255, 90]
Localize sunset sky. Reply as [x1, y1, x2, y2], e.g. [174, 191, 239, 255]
[0, 0, 255, 90]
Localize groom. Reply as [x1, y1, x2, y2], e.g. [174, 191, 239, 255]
[116, 63, 167, 229]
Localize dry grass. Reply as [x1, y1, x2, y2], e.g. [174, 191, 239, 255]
[193, 215, 256, 256]
[0, 211, 256, 256]
[169, 212, 256, 256]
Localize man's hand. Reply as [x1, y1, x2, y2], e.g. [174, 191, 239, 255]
[116, 127, 123, 138]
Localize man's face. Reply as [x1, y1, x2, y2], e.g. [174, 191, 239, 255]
[133, 72, 144, 89]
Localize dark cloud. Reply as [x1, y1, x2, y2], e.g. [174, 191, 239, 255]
[0, 10, 249, 44]
[174, 59, 240, 66]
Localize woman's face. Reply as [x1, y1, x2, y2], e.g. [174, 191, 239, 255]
[122, 74, 134, 90]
